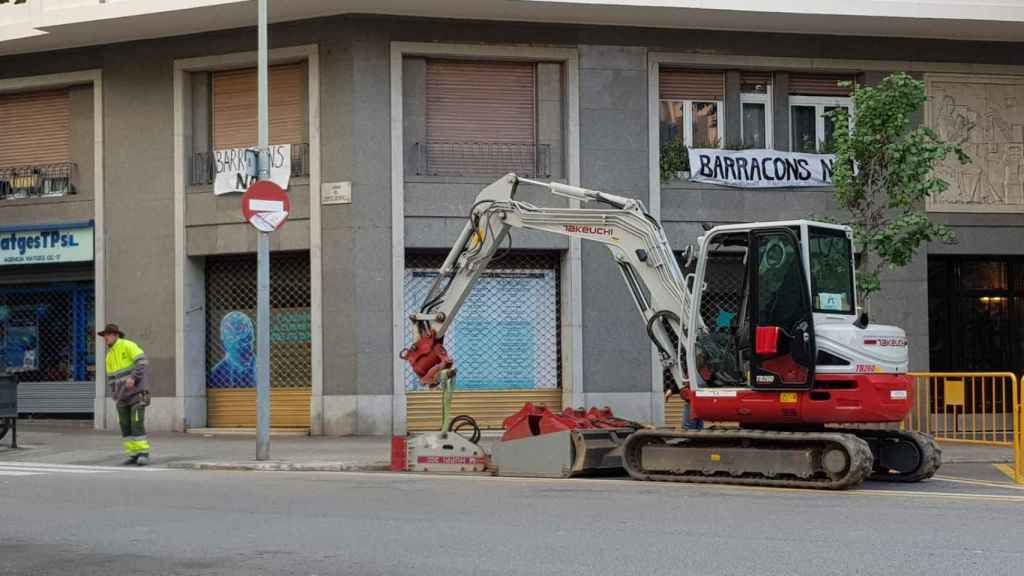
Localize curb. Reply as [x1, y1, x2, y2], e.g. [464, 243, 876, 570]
[165, 461, 391, 472]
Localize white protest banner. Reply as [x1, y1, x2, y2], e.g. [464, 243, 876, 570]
[213, 144, 291, 195]
[687, 148, 837, 188]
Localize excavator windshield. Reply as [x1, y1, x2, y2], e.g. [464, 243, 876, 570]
[808, 226, 855, 315]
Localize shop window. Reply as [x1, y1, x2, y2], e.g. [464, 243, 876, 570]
[0, 283, 94, 383]
[403, 252, 561, 391]
[421, 59, 544, 177]
[789, 96, 852, 153]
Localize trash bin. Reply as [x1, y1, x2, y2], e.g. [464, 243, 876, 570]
[0, 375, 17, 448]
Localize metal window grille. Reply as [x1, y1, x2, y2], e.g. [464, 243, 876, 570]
[0, 163, 76, 200]
[205, 252, 311, 389]
[0, 283, 94, 382]
[414, 142, 551, 178]
[404, 251, 562, 391]
[189, 143, 310, 186]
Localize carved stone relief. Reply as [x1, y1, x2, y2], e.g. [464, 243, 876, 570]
[927, 75, 1024, 213]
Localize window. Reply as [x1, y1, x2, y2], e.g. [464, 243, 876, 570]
[808, 227, 855, 314]
[659, 69, 724, 149]
[660, 100, 721, 148]
[789, 96, 851, 153]
[739, 72, 773, 149]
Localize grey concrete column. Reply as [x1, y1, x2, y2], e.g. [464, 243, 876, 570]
[578, 45, 653, 422]
[772, 71, 790, 152]
[724, 70, 741, 148]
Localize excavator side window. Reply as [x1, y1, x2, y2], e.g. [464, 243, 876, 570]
[750, 229, 815, 390]
[693, 234, 749, 388]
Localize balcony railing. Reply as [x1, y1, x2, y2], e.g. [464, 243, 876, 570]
[0, 163, 76, 201]
[414, 142, 551, 178]
[190, 142, 310, 186]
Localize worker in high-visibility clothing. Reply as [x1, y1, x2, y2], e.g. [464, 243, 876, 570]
[99, 323, 151, 466]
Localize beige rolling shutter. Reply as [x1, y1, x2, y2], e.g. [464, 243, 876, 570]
[407, 389, 562, 432]
[659, 69, 725, 101]
[789, 73, 855, 96]
[741, 71, 772, 92]
[0, 89, 71, 167]
[425, 59, 536, 176]
[213, 63, 306, 150]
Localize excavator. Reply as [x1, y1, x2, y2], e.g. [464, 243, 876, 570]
[402, 173, 940, 489]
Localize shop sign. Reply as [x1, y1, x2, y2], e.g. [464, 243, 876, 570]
[687, 148, 837, 188]
[0, 223, 94, 267]
[213, 144, 291, 195]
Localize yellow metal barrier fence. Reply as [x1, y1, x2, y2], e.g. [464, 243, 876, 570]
[905, 372, 1022, 484]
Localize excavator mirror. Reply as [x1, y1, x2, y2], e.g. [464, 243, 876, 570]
[755, 326, 780, 355]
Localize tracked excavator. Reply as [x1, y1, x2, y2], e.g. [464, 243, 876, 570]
[402, 174, 940, 489]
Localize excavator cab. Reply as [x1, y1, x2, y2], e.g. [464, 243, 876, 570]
[693, 225, 818, 391]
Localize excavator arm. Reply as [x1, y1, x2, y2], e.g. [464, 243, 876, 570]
[401, 173, 696, 393]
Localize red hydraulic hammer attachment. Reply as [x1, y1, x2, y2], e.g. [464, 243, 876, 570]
[400, 330, 452, 388]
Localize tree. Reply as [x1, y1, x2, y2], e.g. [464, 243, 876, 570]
[828, 73, 969, 308]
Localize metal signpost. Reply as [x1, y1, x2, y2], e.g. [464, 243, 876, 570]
[254, 0, 272, 460]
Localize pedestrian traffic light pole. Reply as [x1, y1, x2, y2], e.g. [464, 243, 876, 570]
[255, 0, 271, 461]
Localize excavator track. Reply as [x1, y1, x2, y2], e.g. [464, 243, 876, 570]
[845, 429, 942, 482]
[622, 429, 874, 490]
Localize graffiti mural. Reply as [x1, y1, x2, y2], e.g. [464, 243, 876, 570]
[927, 75, 1024, 213]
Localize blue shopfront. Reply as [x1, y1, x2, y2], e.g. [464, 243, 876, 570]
[0, 221, 95, 414]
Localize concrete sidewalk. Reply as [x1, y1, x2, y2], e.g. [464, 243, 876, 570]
[0, 420, 393, 471]
[0, 420, 1013, 472]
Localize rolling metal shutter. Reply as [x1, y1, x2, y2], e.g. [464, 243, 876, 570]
[789, 73, 855, 96]
[17, 382, 93, 413]
[659, 69, 725, 101]
[205, 252, 311, 429]
[212, 63, 306, 150]
[206, 388, 311, 429]
[407, 389, 562, 432]
[741, 71, 772, 92]
[0, 89, 71, 167]
[425, 59, 536, 176]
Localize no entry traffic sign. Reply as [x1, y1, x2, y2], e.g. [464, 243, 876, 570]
[242, 180, 290, 232]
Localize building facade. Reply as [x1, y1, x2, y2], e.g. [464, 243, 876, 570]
[1, 1, 1022, 434]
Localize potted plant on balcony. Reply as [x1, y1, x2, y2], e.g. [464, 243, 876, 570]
[660, 139, 689, 183]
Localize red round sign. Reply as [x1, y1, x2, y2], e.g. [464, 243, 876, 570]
[241, 180, 290, 232]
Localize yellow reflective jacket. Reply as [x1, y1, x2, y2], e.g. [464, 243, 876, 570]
[106, 338, 149, 403]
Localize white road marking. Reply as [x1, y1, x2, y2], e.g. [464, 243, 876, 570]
[0, 462, 166, 476]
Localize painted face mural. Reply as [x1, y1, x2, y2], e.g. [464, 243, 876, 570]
[208, 311, 256, 388]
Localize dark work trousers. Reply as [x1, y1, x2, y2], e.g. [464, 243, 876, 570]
[117, 402, 150, 455]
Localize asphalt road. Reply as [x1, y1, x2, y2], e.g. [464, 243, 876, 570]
[2, 463, 1023, 576]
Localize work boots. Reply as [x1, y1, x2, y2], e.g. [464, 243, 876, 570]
[122, 454, 140, 466]
[135, 454, 150, 467]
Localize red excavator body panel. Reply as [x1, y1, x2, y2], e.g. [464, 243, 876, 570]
[687, 373, 913, 425]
